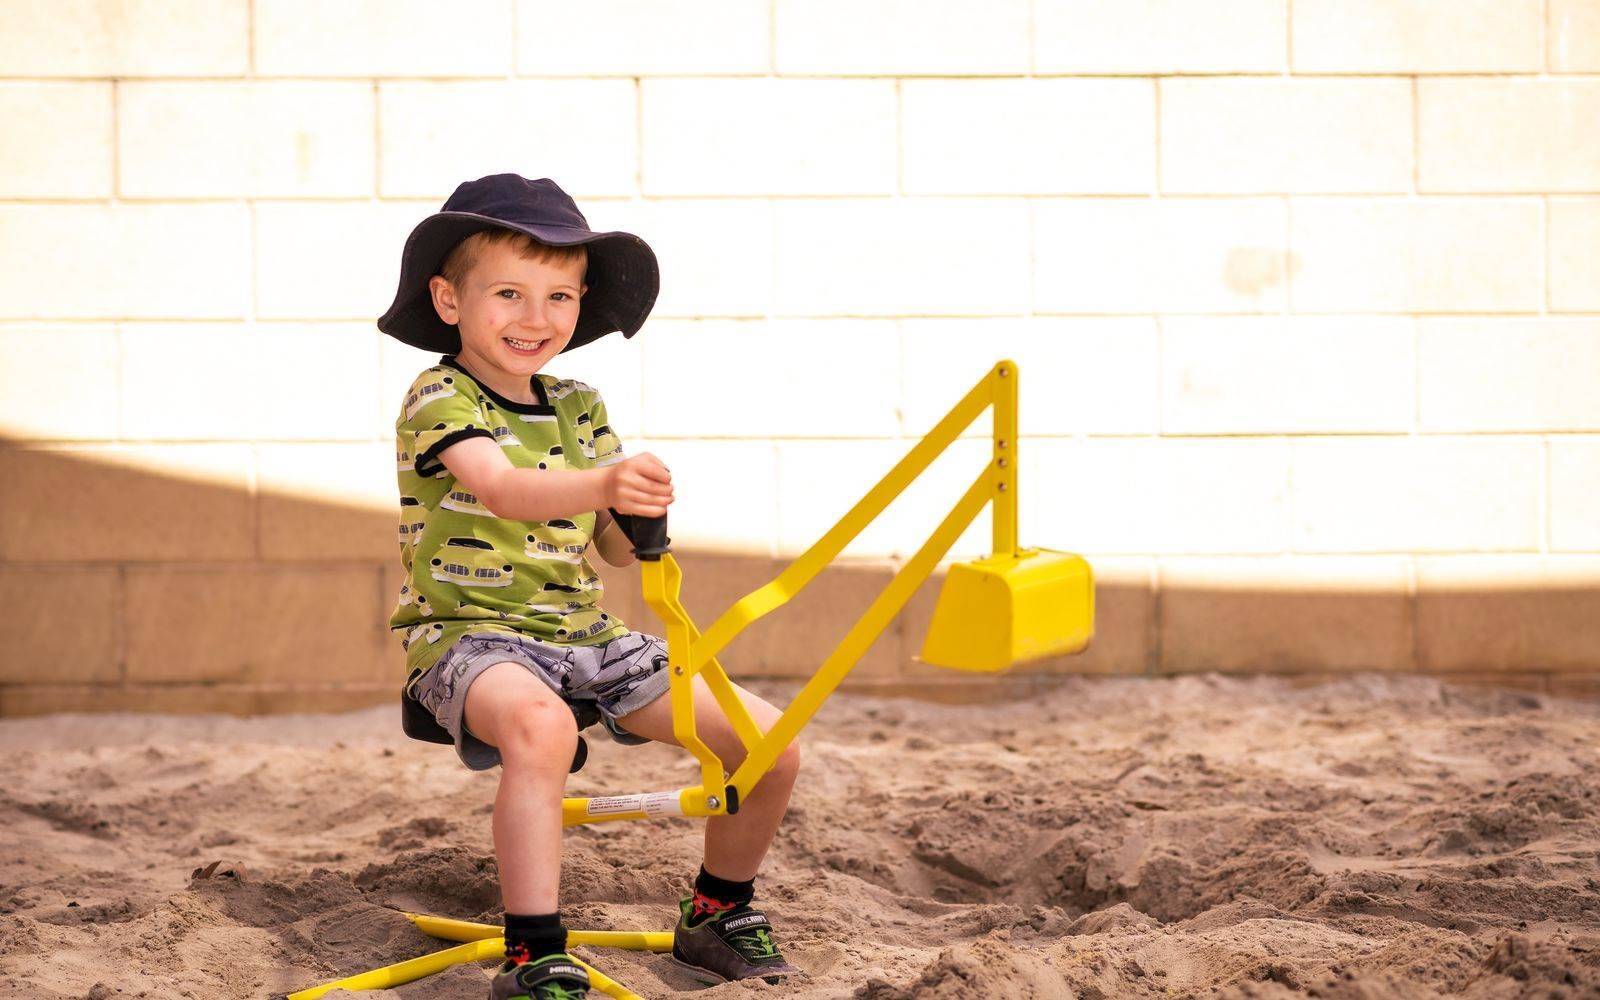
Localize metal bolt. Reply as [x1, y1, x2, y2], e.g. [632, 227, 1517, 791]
[997, 457, 1008, 468]
[998, 367, 1010, 377]
[997, 439, 1007, 449]
[706, 796, 721, 811]
[673, 665, 683, 675]
[998, 482, 1008, 492]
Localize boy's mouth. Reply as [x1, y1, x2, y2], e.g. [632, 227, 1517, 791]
[503, 336, 548, 356]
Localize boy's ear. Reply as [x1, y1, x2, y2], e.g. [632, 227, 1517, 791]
[580, 283, 588, 297]
[428, 275, 459, 324]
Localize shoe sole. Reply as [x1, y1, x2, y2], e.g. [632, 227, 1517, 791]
[668, 954, 730, 986]
[669, 954, 799, 987]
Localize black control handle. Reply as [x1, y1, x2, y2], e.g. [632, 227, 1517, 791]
[606, 508, 671, 561]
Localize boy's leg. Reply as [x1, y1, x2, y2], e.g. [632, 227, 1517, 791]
[611, 677, 800, 882]
[462, 661, 579, 915]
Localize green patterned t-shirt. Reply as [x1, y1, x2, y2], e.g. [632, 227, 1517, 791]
[390, 354, 631, 691]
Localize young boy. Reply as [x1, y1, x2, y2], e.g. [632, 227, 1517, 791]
[377, 174, 803, 999]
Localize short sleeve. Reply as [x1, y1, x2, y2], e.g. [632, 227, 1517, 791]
[585, 388, 625, 468]
[397, 368, 494, 479]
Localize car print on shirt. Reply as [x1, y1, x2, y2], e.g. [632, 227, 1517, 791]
[401, 621, 445, 650]
[527, 581, 584, 614]
[395, 582, 434, 616]
[398, 496, 426, 545]
[396, 445, 414, 473]
[526, 444, 568, 472]
[403, 371, 457, 421]
[429, 536, 514, 588]
[546, 378, 583, 401]
[452, 599, 525, 622]
[440, 487, 494, 517]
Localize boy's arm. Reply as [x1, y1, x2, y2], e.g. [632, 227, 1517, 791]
[438, 436, 611, 522]
[592, 508, 636, 567]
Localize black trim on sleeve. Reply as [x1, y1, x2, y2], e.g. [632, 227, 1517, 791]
[414, 426, 495, 478]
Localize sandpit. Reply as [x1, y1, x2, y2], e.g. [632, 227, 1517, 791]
[1, 673, 1597, 999]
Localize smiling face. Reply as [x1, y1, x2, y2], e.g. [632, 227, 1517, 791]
[426, 232, 588, 402]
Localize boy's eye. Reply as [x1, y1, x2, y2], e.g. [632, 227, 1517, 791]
[551, 292, 570, 301]
[497, 289, 519, 299]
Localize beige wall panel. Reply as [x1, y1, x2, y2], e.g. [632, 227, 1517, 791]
[119, 324, 259, 441]
[1293, 0, 1542, 73]
[1419, 81, 1600, 193]
[1035, 0, 1286, 73]
[120, 82, 375, 199]
[900, 318, 1159, 439]
[0, 445, 255, 561]
[1034, 199, 1287, 313]
[775, 438, 994, 561]
[776, 199, 1031, 317]
[902, 556, 1152, 678]
[253, 323, 384, 442]
[759, 560, 903, 678]
[583, 199, 775, 320]
[124, 565, 392, 683]
[776, 0, 1029, 75]
[1024, 439, 1291, 555]
[0, 568, 120, 684]
[1551, 437, 1600, 552]
[254, 0, 511, 77]
[0, 325, 119, 441]
[1161, 79, 1412, 194]
[1161, 316, 1414, 435]
[0, 0, 248, 77]
[633, 438, 779, 558]
[1550, 198, 1600, 312]
[1550, 0, 1600, 71]
[517, 0, 768, 75]
[0, 204, 250, 320]
[255, 201, 431, 319]
[643, 79, 896, 196]
[1158, 557, 1413, 673]
[257, 443, 396, 561]
[903, 79, 1155, 195]
[1418, 318, 1600, 432]
[0, 83, 113, 198]
[1417, 556, 1600, 671]
[379, 82, 637, 199]
[1290, 199, 1542, 313]
[641, 319, 899, 439]
[1292, 438, 1541, 553]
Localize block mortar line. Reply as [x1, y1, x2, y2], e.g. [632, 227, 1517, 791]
[1147, 555, 1162, 676]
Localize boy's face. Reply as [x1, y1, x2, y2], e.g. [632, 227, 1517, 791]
[427, 238, 588, 383]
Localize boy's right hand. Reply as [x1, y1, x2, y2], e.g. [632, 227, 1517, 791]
[604, 453, 673, 517]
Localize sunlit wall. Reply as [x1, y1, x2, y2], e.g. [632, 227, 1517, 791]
[2, 0, 1598, 714]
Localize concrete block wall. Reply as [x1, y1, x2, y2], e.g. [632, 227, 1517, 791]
[2, 0, 1598, 715]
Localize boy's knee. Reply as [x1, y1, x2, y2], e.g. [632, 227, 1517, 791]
[771, 741, 801, 783]
[498, 698, 579, 766]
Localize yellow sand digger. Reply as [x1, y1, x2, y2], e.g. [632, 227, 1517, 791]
[290, 359, 1094, 999]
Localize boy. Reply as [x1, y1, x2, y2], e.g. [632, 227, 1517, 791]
[377, 174, 803, 999]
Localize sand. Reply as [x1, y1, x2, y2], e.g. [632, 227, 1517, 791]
[1, 673, 1598, 999]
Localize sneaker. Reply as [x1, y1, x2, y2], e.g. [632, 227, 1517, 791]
[668, 896, 802, 986]
[488, 951, 590, 999]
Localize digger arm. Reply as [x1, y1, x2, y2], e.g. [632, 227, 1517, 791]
[554, 361, 1020, 826]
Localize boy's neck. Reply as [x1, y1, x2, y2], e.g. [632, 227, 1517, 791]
[451, 349, 541, 405]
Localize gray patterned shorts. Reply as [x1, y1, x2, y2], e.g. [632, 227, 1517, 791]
[411, 630, 673, 771]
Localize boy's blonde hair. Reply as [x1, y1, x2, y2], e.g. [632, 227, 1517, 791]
[437, 228, 587, 288]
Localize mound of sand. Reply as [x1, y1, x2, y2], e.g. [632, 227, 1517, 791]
[2, 673, 1598, 998]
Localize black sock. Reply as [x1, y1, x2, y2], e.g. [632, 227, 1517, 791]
[504, 911, 566, 963]
[693, 865, 755, 908]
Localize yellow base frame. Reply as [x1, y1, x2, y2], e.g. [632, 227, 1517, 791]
[290, 360, 1093, 999]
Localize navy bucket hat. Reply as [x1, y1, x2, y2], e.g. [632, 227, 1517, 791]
[377, 173, 659, 354]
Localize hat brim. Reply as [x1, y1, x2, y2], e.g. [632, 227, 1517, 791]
[376, 212, 659, 355]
